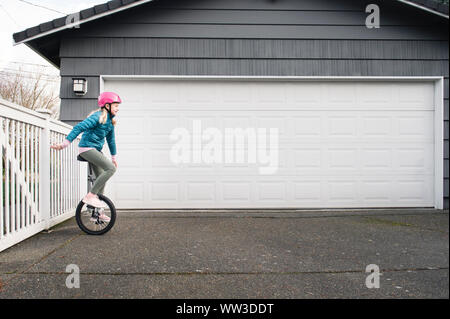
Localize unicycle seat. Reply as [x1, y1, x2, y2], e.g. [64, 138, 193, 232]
[77, 152, 102, 162]
[77, 154, 87, 162]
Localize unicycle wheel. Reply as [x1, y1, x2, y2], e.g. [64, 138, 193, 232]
[75, 194, 116, 235]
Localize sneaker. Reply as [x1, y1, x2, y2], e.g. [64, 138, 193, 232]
[82, 195, 108, 208]
[90, 208, 110, 223]
[98, 211, 111, 223]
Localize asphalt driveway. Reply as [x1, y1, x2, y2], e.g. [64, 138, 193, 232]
[0, 208, 448, 299]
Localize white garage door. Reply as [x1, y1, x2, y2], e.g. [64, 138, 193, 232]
[103, 79, 436, 209]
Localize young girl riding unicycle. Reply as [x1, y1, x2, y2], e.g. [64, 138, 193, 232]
[51, 92, 121, 223]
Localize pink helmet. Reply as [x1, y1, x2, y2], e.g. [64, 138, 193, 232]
[98, 92, 122, 107]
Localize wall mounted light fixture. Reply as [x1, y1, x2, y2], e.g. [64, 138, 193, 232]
[73, 78, 88, 96]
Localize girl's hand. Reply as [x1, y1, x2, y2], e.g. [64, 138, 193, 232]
[112, 159, 118, 168]
[50, 144, 64, 151]
[51, 139, 70, 151]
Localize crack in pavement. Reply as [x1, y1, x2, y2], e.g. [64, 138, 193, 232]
[7, 266, 448, 276]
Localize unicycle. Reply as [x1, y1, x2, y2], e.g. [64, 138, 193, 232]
[75, 155, 116, 235]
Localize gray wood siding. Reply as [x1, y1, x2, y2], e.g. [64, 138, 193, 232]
[61, 38, 449, 59]
[60, 58, 449, 76]
[58, 0, 449, 208]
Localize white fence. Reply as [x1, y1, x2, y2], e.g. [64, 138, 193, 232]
[0, 98, 87, 252]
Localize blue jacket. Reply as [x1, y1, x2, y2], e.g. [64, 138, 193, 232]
[66, 111, 117, 156]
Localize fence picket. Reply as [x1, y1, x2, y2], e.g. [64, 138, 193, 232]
[0, 118, 3, 239]
[14, 121, 19, 231]
[31, 126, 35, 223]
[21, 122, 25, 229]
[59, 134, 62, 216]
[14, 121, 18, 231]
[70, 142, 73, 210]
[50, 132, 54, 218]
[24, 124, 28, 227]
[26, 124, 30, 227]
[5, 119, 10, 236]
[11, 121, 16, 233]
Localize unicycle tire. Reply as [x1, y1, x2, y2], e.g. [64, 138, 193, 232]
[75, 194, 116, 235]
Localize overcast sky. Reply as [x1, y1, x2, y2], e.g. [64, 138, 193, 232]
[0, 0, 106, 76]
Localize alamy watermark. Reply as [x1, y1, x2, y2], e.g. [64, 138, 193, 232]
[366, 4, 380, 29]
[365, 264, 381, 289]
[65, 12, 81, 29]
[65, 264, 80, 289]
[170, 120, 279, 175]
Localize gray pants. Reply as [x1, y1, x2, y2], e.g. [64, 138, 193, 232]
[79, 149, 116, 195]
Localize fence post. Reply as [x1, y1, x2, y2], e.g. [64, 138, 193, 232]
[36, 109, 51, 230]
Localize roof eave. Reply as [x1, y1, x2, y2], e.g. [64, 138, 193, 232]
[24, 41, 61, 69]
[397, 0, 449, 19]
[13, 0, 155, 46]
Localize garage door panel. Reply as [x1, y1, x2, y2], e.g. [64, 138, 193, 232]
[328, 148, 358, 168]
[293, 116, 322, 136]
[117, 117, 144, 136]
[105, 79, 436, 208]
[293, 181, 322, 202]
[329, 180, 358, 201]
[357, 83, 394, 106]
[149, 182, 180, 202]
[361, 148, 392, 168]
[181, 83, 218, 105]
[184, 116, 217, 131]
[288, 83, 322, 105]
[257, 181, 288, 201]
[222, 116, 253, 129]
[222, 182, 252, 201]
[360, 180, 392, 201]
[117, 113, 434, 143]
[114, 182, 144, 201]
[113, 81, 435, 110]
[396, 177, 434, 204]
[221, 84, 253, 104]
[186, 182, 216, 201]
[294, 148, 322, 168]
[119, 147, 145, 169]
[118, 110, 433, 141]
[325, 83, 358, 106]
[362, 116, 392, 136]
[152, 147, 182, 168]
[397, 82, 435, 107]
[148, 116, 180, 136]
[396, 146, 434, 171]
[397, 115, 434, 138]
[115, 145, 433, 175]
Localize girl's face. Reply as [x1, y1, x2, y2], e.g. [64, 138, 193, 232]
[110, 103, 120, 116]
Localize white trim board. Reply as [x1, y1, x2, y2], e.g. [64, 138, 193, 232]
[101, 75, 443, 81]
[100, 75, 445, 209]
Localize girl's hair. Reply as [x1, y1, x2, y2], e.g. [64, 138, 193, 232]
[87, 104, 117, 126]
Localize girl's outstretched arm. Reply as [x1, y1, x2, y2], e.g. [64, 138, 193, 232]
[66, 112, 100, 143]
[51, 112, 100, 151]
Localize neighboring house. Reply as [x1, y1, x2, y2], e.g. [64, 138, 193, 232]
[13, 0, 449, 210]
